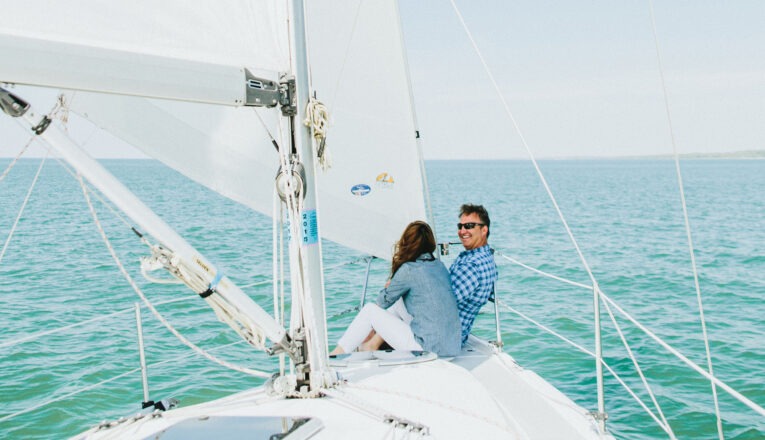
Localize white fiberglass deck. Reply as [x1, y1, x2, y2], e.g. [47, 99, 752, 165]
[74, 338, 611, 439]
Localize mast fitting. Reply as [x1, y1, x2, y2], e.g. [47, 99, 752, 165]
[0, 86, 30, 117]
[243, 69, 280, 107]
[275, 155, 306, 202]
[279, 75, 297, 117]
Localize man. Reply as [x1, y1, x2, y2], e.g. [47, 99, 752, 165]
[450, 204, 498, 345]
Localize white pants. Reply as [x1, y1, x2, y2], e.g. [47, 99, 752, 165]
[337, 301, 422, 353]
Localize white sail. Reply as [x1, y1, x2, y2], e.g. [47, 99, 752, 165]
[307, 0, 430, 260]
[0, 0, 428, 261]
[0, 1, 643, 438]
[0, 0, 289, 72]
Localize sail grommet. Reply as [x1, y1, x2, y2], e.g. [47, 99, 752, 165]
[275, 158, 307, 202]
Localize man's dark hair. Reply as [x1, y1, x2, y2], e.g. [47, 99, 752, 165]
[459, 204, 490, 238]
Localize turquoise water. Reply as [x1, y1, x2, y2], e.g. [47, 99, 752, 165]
[1, 158, 763, 439]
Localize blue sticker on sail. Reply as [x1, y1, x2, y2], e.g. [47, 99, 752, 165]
[301, 209, 318, 245]
[351, 184, 371, 196]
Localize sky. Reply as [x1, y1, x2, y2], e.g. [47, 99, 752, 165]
[398, 1, 765, 159]
[2, 0, 764, 160]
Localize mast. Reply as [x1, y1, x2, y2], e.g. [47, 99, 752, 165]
[280, 0, 333, 392]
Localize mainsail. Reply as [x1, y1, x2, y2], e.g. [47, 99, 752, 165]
[0, 0, 429, 260]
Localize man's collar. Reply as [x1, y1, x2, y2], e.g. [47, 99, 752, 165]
[460, 244, 491, 255]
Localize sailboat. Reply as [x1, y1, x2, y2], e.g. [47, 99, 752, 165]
[0, 0, 615, 437]
[2, 0, 763, 439]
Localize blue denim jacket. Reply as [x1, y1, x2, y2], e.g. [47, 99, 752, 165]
[376, 253, 462, 357]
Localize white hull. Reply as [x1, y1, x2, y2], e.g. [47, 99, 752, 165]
[75, 337, 611, 439]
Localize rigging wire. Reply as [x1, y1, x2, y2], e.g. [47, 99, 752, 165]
[75, 172, 272, 379]
[447, 0, 610, 425]
[497, 249, 672, 435]
[49, 154, 136, 230]
[0, 366, 142, 424]
[0, 152, 47, 265]
[495, 298, 675, 436]
[447, 0, 600, 289]
[0, 135, 35, 185]
[647, 2, 723, 438]
[330, 0, 364, 107]
[493, 249, 765, 420]
[599, 290, 765, 419]
[0, 340, 247, 424]
[0, 297, 193, 350]
[272, 186, 287, 376]
[493, 250, 592, 290]
[600, 294, 676, 438]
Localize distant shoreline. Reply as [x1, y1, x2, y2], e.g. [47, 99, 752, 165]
[2, 150, 764, 161]
[429, 150, 765, 161]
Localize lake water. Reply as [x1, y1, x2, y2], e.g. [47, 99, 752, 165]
[1, 158, 763, 439]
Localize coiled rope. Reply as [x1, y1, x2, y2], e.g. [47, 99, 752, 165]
[304, 98, 331, 170]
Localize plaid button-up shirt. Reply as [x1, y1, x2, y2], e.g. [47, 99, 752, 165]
[449, 244, 497, 344]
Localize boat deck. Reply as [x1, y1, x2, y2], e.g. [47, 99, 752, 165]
[74, 339, 612, 439]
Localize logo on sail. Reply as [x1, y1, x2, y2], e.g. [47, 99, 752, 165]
[376, 172, 395, 188]
[350, 184, 371, 196]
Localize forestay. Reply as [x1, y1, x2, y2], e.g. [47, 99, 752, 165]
[0, 0, 429, 261]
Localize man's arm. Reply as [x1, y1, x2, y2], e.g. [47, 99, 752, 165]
[450, 261, 480, 304]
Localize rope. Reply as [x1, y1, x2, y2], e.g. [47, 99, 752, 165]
[0, 136, 35, 185]
[598, 290, 765, 418]
[599, 292, 675, 438]
[0, 340, 247, 425]
[272, 187, 288, 375]
[0, 297, 195, 350]
[330, 1, 363, 107]
[143, 242, 269, 350]
[647, 2, 723, 438]
[489, 244, 757, 429]
[239, 256, 370, 289]
[304, 98, 331, 170]
[50, 155, 136, 230]
[0, 367, 142, 424]
[493, 250, 592, 290]
[252, 108, 282, 152]
[75, 172, 272, 379]
[275, 133, 328, 382]
[0, 152, 47, 264]
[448, 0, 600, 291]
[495, 298, 674, 435]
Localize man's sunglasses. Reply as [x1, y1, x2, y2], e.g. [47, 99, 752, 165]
[457, 222, 485, 230]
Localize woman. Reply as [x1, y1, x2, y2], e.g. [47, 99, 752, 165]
[330, 221, 461, 357]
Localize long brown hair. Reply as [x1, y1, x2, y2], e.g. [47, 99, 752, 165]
[391, 221, 436, 276]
